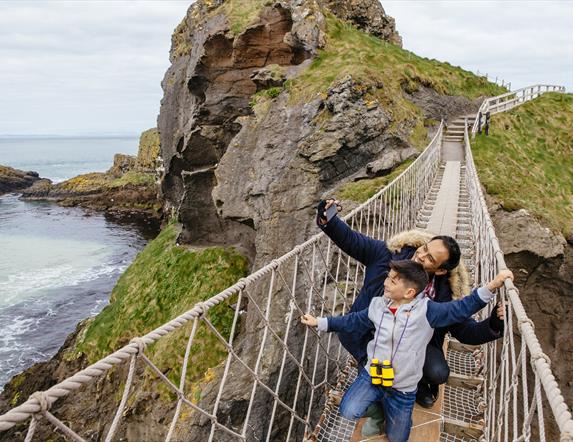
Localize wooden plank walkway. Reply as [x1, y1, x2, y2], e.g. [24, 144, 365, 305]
[348, 137, 467, 441]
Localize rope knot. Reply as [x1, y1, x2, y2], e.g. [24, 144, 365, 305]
[195, 301, 209, 317]
[237, 277, 248, 289]
[31, 391, 50, 413]
[530, 351, 551, 368]
[518, 318, 535, 330]
[130, 337, 147, 355]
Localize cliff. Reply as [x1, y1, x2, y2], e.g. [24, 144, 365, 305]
[21, 128, 162, 221]
[0, 1, 508, 440]
[471, 93, 573, 438]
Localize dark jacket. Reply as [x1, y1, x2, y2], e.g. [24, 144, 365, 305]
[318, 214, 502, 364]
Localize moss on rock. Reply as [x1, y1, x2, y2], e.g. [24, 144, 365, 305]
[136, 128, 160, 170]
[339, 159, 413, 203]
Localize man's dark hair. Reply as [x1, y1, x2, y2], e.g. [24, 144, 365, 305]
[430, 235, 461, 271]
[389, 260, 429, 294]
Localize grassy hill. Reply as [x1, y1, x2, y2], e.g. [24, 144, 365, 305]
[472, 92, 573, 238]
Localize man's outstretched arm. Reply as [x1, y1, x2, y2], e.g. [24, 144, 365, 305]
[317, 199, 390, 267]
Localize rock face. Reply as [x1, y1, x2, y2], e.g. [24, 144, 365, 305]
[407, 85, 482, 123]
[489, 203, 573, 440]
[0, 165, 42, 195]
[320, 0, 402, 45]
[151, 0, 488, 440]
[157, 1, 437, 440]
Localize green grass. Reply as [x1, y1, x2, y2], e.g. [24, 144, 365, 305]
[285, 15, 506, 149]
[58, 171, 154, 192]
[339, 159, 414, 203]
[472, 93, 573, 237]
[215, 0, 271, 36]
[290, 16, 506, 101]
[73, 224, 249, 396]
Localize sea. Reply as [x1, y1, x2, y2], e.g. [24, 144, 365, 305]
[0, 136, 158, 389]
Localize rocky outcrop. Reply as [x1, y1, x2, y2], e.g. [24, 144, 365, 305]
[406, 85, 482, 123]
[155, 1, 481, 440]
[320, 0, 402, 45]
[489, 203, 573, 440]
[22, 129, 162, 222]
[0, 165, 42, 195]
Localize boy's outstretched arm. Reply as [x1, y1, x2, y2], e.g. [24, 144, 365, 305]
[427, 270, 514, 329]
[300, 307, 374, 334]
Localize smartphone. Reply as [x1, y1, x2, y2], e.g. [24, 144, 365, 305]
[325, 204, 338, 222]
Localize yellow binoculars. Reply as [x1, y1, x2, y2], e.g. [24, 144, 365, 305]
[369, 359, 394, 387]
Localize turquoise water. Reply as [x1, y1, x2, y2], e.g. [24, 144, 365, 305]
[0, 136, 138, 182]
[0, 136, 156, 389]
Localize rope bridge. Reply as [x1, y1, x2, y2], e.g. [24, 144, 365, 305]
[1, 85, 571, 441]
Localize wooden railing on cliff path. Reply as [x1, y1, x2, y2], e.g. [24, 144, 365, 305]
[471, 84, 566, 136]
[0, 85, 571, 442]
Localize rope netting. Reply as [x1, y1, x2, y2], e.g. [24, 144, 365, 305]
[1, 85, 571, 441]
[0, 123, 443, 441]
[463, 112, 573, 441]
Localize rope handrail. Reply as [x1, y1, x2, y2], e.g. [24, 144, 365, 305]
[463, 99, 573, 441]
[1, 84, 571, 442]
[0, 122, 444, 439]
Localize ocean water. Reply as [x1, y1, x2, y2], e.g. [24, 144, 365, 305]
[0, 136, 156, 389]
[0, 136, 139, 183]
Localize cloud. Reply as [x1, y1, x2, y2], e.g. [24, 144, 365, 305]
[383, 0, 573, 90]
[0, 1, 191, 136]
[0, 1, 570, 136]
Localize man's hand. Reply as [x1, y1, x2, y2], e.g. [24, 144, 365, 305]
[300, 314, 318, 327]
[317, 198, 342, 225]
[486, 269, 514, 292]
[495, 301, 506, 320]
[489, 300, 507, 333]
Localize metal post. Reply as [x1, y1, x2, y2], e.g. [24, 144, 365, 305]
[485, 112, 491, 136]
[478, 112, 483, 134]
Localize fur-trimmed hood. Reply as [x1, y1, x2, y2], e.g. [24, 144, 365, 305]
[387, 229, 470, 300]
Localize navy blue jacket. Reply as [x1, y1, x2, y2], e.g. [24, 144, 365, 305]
[318, 215, 501, 364]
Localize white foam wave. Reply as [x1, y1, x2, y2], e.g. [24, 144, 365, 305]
[0, 262, 127, 308]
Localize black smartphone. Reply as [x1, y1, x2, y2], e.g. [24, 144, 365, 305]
[325, 204, 338, 222]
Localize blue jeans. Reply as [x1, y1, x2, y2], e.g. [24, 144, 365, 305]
[339, 368, 416, 442]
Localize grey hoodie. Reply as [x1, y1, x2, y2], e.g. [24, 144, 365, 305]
[317, 287, 494, 392]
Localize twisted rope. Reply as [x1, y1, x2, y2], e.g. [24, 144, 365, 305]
[2, 85, 571, 442]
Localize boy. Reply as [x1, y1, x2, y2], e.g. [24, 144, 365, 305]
[301, 260, 513, 442]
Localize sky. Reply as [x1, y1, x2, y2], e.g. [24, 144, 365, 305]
[0, 0, 571, 137]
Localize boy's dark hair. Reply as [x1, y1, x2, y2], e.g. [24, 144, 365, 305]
[389, 260, 429, 294]
[431, 235, 461, 271]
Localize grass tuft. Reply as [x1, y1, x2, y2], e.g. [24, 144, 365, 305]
[286, 15, 505, 149]
[339, 159, 414, 203]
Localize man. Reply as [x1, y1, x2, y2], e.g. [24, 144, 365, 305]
[316, 199, 504, 433]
